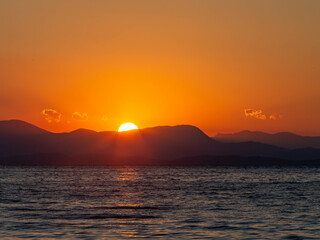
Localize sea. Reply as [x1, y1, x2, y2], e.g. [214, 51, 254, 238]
[0, 166, 320, 239]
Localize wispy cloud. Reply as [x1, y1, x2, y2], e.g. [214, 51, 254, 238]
[245, 108, 281, 121]
[72, 112, 88, 121]
[244, 109, 267, 120]
[269, 115, 277, 120]
[101, 115, 108, 121]
[42, 109, 61, 123]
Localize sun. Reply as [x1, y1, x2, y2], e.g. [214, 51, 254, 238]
[118, 123, 138, 132]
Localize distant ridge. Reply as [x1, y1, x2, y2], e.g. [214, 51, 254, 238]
[215, 130, 320, 149]
[0, 120, 320, 166]
[0, 120, 50, 135]
[69, 128, 97, 135]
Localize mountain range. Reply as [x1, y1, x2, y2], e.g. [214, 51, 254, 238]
[215, 130, 320, 149]
[1, 120, 320, 166]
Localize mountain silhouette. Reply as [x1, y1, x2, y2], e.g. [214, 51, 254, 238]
[215, 130, 320, 149]
[0, 120, 50, 135]
[1, 120, 320, 166]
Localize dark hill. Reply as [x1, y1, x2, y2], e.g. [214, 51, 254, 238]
[215, 130, 320, 149]
[0, 120, 49, 135]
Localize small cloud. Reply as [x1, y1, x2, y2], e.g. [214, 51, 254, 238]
[245, 108, 282, 121]
[72, 112, 88, 121]
[244, 109, 255, 116]
[269, 115, 277, 120]
[42, 109, 61, 123]
[244, 109, 267, 120]
[256, 114, 267, 120]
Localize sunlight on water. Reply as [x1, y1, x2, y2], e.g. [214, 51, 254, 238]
[1, 167, 320, 239]
[117, 168, 138, 182]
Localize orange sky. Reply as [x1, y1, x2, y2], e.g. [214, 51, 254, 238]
[1, 0, 320, 136]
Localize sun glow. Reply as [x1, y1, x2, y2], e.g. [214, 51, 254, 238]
[118, 123, 138, 132]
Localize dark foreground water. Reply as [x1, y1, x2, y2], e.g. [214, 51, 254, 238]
[1, 167, 320, 239]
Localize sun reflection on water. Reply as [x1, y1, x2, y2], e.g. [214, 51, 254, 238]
[117, 168, 138, 182]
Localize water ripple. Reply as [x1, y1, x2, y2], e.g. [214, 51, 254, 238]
[1, 166, 320, 239]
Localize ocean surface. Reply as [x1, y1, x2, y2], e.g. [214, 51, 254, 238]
[1, 167, 320, 239]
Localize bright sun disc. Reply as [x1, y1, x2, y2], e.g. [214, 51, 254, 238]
[118, 123, 138, 132]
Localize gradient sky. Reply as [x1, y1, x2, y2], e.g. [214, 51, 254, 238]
[1, 0, 319, 136]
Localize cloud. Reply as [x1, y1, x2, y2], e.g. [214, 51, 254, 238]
[42, 109, 61, 123]
[255, 114, 267, 120]
[72, 112, 88, 121]
[269, 115, 277, 120]
[101, 115, 108, 121]
[244, 109, 267, 120]
[244, 108, 282, 121]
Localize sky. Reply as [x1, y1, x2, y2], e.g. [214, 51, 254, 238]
[0, 0, 319, 136]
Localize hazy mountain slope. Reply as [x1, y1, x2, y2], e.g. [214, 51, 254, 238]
[215, 130, 320, 149]
[0, 120, 50, 135]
